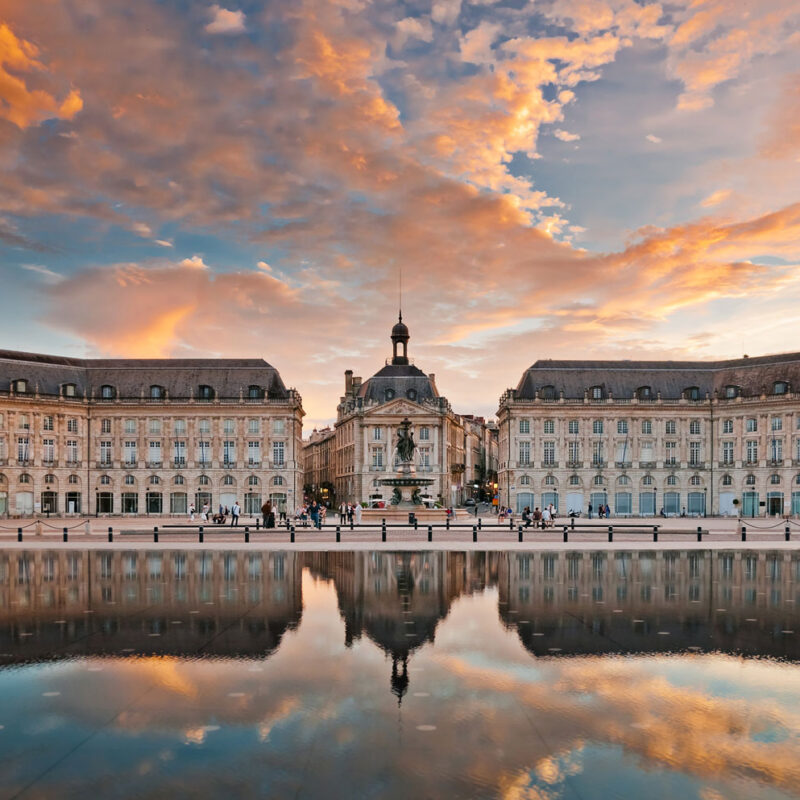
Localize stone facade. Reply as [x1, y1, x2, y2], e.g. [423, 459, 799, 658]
[498, 354, 800, 517]
[0, 350, 304, 517]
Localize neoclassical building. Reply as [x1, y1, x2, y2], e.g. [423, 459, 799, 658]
[305, 317, 497, 507]
[498, 353, 800, 517]
[0, 350, 304, 517]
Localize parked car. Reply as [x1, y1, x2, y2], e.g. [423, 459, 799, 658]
[464, 498, 476, 506]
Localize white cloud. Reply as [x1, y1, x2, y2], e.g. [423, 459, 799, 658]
[432, 0, 462, 25]
[131, 221, 153, 237]
[21, 264, 64, 284]
[646, 133, 662, 143]
[154, 239, 174, 248]
[395, 17, 434, 48]
[554, 129, 581, 142]
[205, 5, 246, 35]
[256, 260, 272, 272]
[459, 21, 501, 64]
[700, 189, 732, 208]
[179, 255, 209, 270]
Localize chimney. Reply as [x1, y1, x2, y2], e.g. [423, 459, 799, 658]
[345, 369, 353, 394]
[352, 376, 362, 392]
[428, 373, 436, 391]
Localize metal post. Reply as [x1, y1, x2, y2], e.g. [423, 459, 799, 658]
[63, 527, 68, 543]
[350, 519, 354, 531]
[446, 516, 450, 530]
[199, 526, 204, 543]
[518, 525, 523, 543]
[478, 518, 482, 530]
[154, 526, 159, 543]
[290, 525, 295, 543]
[336, 525, 341, 543]
[697, 526, 702, 542]
[17, 527, 22, 542]
[382, 522, 387, 542]
[509, 517, 513, 531]
[571, 517, 575, 530]
[608, 526, 613, 543]
[472, 525, 477, 543]
[245, 527, 250, 543]
[786, 525, 791, 542]
[256, 518, 260, 530]
[414, 517, 418, 531]
[428, 525, 433, 543]
[108, 527, 113, 543]
[563, 526, 568, 543]
[741, 525, 746, 542]
[653, 529, 658, 542]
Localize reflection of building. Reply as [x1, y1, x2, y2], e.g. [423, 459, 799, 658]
[0, 549, 303, 661]
[497, 550, 800, 660]
[304, 317, 497, 506]
[498, 354, 800, 517]
[0, 351, 304, 517]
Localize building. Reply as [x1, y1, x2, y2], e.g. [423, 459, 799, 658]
[304, 315, 496, 507]
[303, 426, 336, 505]
[0, 350, 304, 517]
[498, 353, 800, 517]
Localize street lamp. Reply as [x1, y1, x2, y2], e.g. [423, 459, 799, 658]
[704, 486, 707, 518]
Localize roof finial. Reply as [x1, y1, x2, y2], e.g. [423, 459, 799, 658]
[398, 265, 403, 323]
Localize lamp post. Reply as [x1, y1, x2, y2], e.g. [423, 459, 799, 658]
[704, 486, 707, 518]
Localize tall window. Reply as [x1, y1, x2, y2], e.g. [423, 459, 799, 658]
[665, 441, 676, 465]
[43, 415, 53, 431]
[198, 440, 210, 464]
[124, 441, 137, 465]
[592, 441, 603, 466]
[746, 440, 758, 463]
[149, 441, 162, 464]
[100, 440, 112, 465]
[372, 448, 384, 468]
[373, 427, 382, 441]
[543, 441, 555, 465]
[519, 441, 530, 466]
[689, 441, 701, 465]
[617, 420, 628, 434]
[248, 419, 260, 434]
[149, 419, 161, 435]
[519, 419, 530, 434]
[273, 441, 285, 466]
[722, 419, 733, 434]
[173, 440, 186, 465]
[17, 436, 29, 461]
[722, 441, 734, 464]
[101, 385, 114, 399]
[198, 419, 211, 434]
[770, 438, 783, 462]
[591, 386, 602, 400]
[641, 420, 652, 434]
[66, 439, 78, 463]
[568, 420, 579, 435]
[746, 418, 757, 433]
[42, 438, 55, 463]
[420, 426, 430, 440]
[273, 419, 286, 434]
[174, 419, 187, 435]
[224, 419, 235, 435]
[665, 420, 676, 435]
[689, 420, 701, 435]
[543, 420, 554, 434]
[224, 440, 236, 464]
[67, 418, 78, 433]
[568, 441, 580, 463]
[248, 441, 261, 465]
[593, 420, 603, 435]
[101, 418, 111, 434]
[124, 419, 136, 434]
[771, 417, 783, 431]
[419, 447, 430, 467]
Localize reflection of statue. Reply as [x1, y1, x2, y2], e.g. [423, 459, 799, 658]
[391, 655, 409, 705]
[396, 417, 415, 463]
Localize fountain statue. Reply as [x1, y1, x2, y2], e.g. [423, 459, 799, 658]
[379, 417, 434, 506]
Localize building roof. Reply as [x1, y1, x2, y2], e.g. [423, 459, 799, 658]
[514, 352, 800, 400]
[357, 363, 439, 404]
[0, 349, 290, 399]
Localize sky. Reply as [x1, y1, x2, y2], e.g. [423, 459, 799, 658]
[0, 0, 799, 430]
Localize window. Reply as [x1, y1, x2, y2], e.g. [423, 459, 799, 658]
[198, 384, 214, 400]
[224, 419, 235, 435]
[569, 475, 580, 485]
[544, 474, 555, 485]
[101, 385, 114, 399]
[248, 441, 261, 465]
[774, 381, 789, 395]
[372, 448, 383, 468]
[149, 419, 161, 435]
[641, 420, 652, 434]
[42, 438, 54, 463]
[273, 419, 286, 435]
[100, 475, 111, 485]
[67, 418, 78, 433]
[642, 475, 653, 486]
[248, 419, 260, 435]
[667, 474, 677, 486]
[519, 441, 530, 466]
[148, 441, 161, 464]
[67, 439, 78, 463]
[722, 419, 733, 434]
[568, 420, 579, 435]
[124, 419, 136, 434]
[44, 473, 55, 484]
[173, 440, 186, 464]
[593, 475, 604, 486]
[543, 441, 555, 465]
[124, 440, 137, 465]
[590, 386, 602, 400]
[100, 441, 112, 465]
[406, 389, 417, 401]
[690, 420, 701, 435]
[19, 473, 31, 483]
[223, 475, 235, 485]
[665, 441, 676, 465]
[746, 418, 757, 433]
[384, 389, 395, 401]
[224, 440, 236, 464]
[540, 385, 556, 400]
[124, 475, 135, 485]
[198, 419, 211, 434]
[593, 420, 603, 435]
[247, 475, 259, 486]
[68, 474, 79, 484]
[43, 415, 53, 431]
[684, 386, 700, 400]
[174, 419, 186, 435]
[745, 474, 756, 486]
[568, 441, 580, 463]
[665, 420, 676, 435]
[722, 441, 734, 464]
[16, 436, 29, 462]
[273, 441, 285, 466]
[770, 474, 781, 485]
[544, 420, 554, 434]
[689, 441, 701, 465]
[746, 440, 758, 463]
[519, 419, 530, 434]
[592, 441, 603, 465]
[725, 385, 738, 398]
[198, 475, 210, 485]
[150, 385, 164, 399]
[722, 474, 732, 486]
[636, 386, 652, 400]
[149, 475, 160, 485]
[197, 441, 210, 464]
[519, 475, 531, 486]
[770, 438, 783, 462]
[420, 426, 430, 440]
[419, 447, 430, 468]
[373, 427, 382, 441]
[248, 385, 263, 399]
[14, 379, 27, 393]
[101, 418, 111, 434]
[273, 476, 284, 486]
[690, 475, 701, 486]
[618, 475, 630, 485]
[772, 417, 783, 431]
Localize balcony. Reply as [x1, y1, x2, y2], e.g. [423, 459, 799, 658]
[173, 460, 187, 469]
[222, 460, 237, 469]
[638, 461, 656, 469]
[591, 460, 606, 468]
[718, 460, 735, 468]
[123, 459, 138, 467]
[42, 459, 58, 467]
[17, 459, 31, 467]
[566, 460, 582, 468]
[541, 461, 557, 468]
[664, 459, 677, 466]
[96, 460, 112, 468]
[247, 461, 262, 468]
[688, 461, 705, 469]
[146, 461, 163, 469]
[767, 459, 784, 467]
[615, 461, 632, 469]
[369, 465, 385, 472]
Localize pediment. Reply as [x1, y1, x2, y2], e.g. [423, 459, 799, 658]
[366, 399, 423, 417]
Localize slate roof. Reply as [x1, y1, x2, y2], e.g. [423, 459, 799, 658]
[515, 352, 800, 400]
[357, 363, 439, 404]
[0, 349, 290, 399]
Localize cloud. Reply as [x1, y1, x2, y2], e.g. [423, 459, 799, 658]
[205, 5, 246, 34]
[179, 255, 209, 270]
[394, 17, 434, 48]
[700, 189, 732, 208]
[21, 263, 63, 284]
[458, 21, 501, 64]
[432, 0, 462, 26]
[554, 129, 580, 142]
[645, 133, 662, 143]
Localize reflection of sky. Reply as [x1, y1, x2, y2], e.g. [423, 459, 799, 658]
[1, 570, 800, 799]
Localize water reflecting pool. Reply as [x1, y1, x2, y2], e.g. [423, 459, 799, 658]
[1, 549, 799, 799]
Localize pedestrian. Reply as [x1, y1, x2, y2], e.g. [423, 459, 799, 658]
[588, 502, 593, 520]
[542, 506, 551, 528]
[201, 503, 209, 522]
[261, 499, 271, 528]
[355, 501, 363, 525]
[231, 500, 240, 527]
[188, 503, 196, 522]
[605, 503, 611, 518]
[522, 506, 531, 527]
[339, 501, 347, 523]
[218, 503, 224, 518]
[347, 503, 354, 525]
[309, 499, 321, 529]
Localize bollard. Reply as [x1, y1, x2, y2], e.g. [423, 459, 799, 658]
[256, 518, 260, 530]
[382, 522, 387, 543]
[608, 526, 613, 543]
[509, 518, 513, 531]
[518, 525, 523, 543]
[428, 525, 433, 543]
[446, 517, 450, 530]
[786, 525, 791, 542]
[290, 525, 295, 543]
[741, 525, 746, 542]
[697, 526, 702, 542]
[245, 527, 250, 543]
[153, 527, 159, 543]
[478, 518, 482, 530]
[336, 525, 340, 543]
[199, 526, 204, 543]
[108, 526, 113, 543]
[63, 527, 68, 543]
[473, 525, 477, 543]
[653, 529, 658, 542]
[350, 519, 354, 531]
[414, 517, 418, 531]
[563, 526, 568, 543]
[17, 527, 22, 542]
[571, 517, 575, 530]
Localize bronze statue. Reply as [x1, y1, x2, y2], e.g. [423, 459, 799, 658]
[396, 417, 415, 462]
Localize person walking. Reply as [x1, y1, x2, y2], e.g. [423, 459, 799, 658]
[188, 503, 196, 522]
[339, 502, 347, 524]
[230, 500, 240, 527]
[347, 503, 354, 525]
[309, 500, 321, 530]
[201, 503, 209, 522]
[588, 502, 593, 520]
[355, 501, 363, 525]
[605, 503, 611, 519]
[261, 499, 271, 528]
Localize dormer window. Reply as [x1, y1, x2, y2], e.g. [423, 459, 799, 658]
[773, 381, 789, 395]
[248, 385, 263, 399]
[406, 389, 417, 401]
[540, 385, 556, 400]
[590, 385, 603, 400]
[198, 384, 213, 401]
[684, 386, 700, 400]
[725, 385, 739, 399]
[101, 385, 115, 399]
[63, 383, 76, 397]
[635, 386, 652, 400]
[150, 385, 164, 399]
[14, 379, 27, 393]
[384, 388, 395, 401]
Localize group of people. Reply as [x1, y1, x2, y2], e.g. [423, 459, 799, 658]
[188, 501, 240, 526]
[587, 502, 611, 519]
[521, 504, 557, 528]
[338, 502, 364, 526]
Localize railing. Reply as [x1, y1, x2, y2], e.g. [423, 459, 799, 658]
[615, 461, 631, 468]
[96, 460, 112, 468]
[172, 460, 186, 468]
[689, 461, 705, 469]
[17, 459, 31, 466]
[566, 460, 582, 468]
[146, 461, 163, 469]
[540, 461, 557, 468]
[591, 460, 606, 467]
[223, 461, 237, 468]
[42, 459, 57, 467]
[639, 461, 656, 468]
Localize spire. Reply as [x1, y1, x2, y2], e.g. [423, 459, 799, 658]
[391, 312, 410, 366]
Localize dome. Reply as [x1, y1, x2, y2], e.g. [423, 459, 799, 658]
[391, 319, 409, 337]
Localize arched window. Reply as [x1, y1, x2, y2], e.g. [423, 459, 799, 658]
[618, 475, 630, 485]
[63, 383, 77, 397]
[745, 474, 756, 486]
[198, 475, 210, 485]
[569, 475, 580, 486]
[635, 386, 652, 400]
[667, 475, 677, 486]
[722, 474, 733, 486]
[174, 475, 185, 485]
[593, 475, 604, 486]
[223, 475, 235, 485]
[247, 475, 260, 486]
[689, 475, 701, 486]
[544, 475, 556, 486]
[44, 474, 56, 484]
[540, 385, 556, 400]
[198, 384, 214, 401]
[149, 476, 160, 485]
[519, 475, 531, 486]
[773, 380, 789, 395]
[384, 389, 395, 401]
[14, 378, 27, 393]
[642, 475, 653, 486]
[150, 385, 164, 399]
[100, 384, 115, 399]
[124, 475, 135, 485]
[795, 474, 800, 485]
[68, 474, 79, 484]
[684, 386, 700, 400]
[273, 476, 284, 486]
[725, 385, 739, 399]
[19, 473, 31, 483]
[590, 385, 603, 400]
[770, 473, 781, 484]
[248, 385, 263, 399]
[100, 475, 111, 485]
